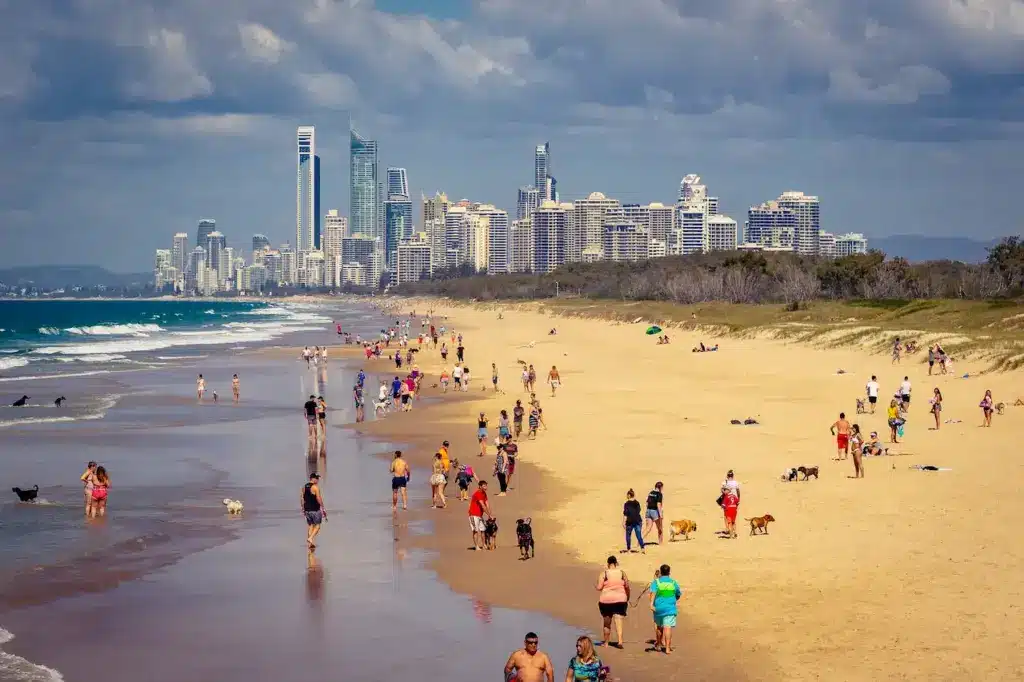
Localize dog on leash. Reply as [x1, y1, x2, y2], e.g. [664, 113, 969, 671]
[54, 396, 67, 407]
[222, 498, 244, 514]
[747, 514, 775, 535]
[516, 517, 535, 559]
[668, 519, 697, 541]
[13, 485, 39, 502]
[797, 466, 819, 480]
[484, 517, 499, 550]
[855, 398, 866, 414]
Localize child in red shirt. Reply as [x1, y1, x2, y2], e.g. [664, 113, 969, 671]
[722, 488, 739, 539]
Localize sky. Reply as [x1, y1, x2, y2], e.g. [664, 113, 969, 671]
[0, 0, 1021, 271]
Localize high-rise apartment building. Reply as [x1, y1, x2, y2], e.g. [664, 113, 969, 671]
[386, 168, 409, 199]
[154, 249, 172, 289]
[707, 216, 739, 251]
[746, 201, 797, 249]
[252, 234, 271, 261]
[532, 200, 571, 274]
[205, 231, 227, 286]
[384, 197, 414, 271]
[172, 233, 189, 275]
[196, 219, 216, 249]
[676, 208, 707, 255]
[472, 204, 510, 275]
[776, 191, 820, 255]
[535, 143, 550, 201]
[835, 233, 868, 256]
[818, 230, 837, 258]
[350, 128, 379, 239]
[444, 206, 468, 264]
[422, 191, 449, 227]
[397, 238, 431, 284]
[610, 202, 676, 247]
[517, 186, 541, 220]
[572, 192, 621, 262]
[510, 218, 534, 273]
[323, 210, 346, 287]
[296, 126, 321, 252]
[603, 223, 649, 263]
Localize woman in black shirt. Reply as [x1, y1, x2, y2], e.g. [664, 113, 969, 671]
[623, 489, 645, 553]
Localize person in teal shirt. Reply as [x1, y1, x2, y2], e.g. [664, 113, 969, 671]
[649, 564, 682, 654]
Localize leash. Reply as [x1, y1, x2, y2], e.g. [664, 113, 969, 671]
[629, 583, 650, 608]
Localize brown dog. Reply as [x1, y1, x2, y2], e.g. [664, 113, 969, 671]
[747, 514, 775, 536]
[797, 466, 819, 480]
[668, 519, 697, 541]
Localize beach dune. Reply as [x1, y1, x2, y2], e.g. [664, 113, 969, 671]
[379, 300, 1023, 682]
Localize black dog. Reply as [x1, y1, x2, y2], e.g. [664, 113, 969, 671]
[54, 396, 67, 407]
[484, 517, 499, 550]
[12, 395, 29, 407]
[12, 485, 39, 502]
[516, 517, 535, 560]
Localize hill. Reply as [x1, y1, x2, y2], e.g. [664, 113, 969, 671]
[0, 265, 152, 290]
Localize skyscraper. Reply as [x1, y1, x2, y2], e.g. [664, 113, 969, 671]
[777, 191, 820, 255]
[252, 234, 271, 260]
[517, 186, 541, 220]
[196, 219, 216, 249]
[384, 197, 414, 271]
[532, 200, 571, 274]
[535, 143, 556, 201]
[350, 128, 379, 239]
[296, 126, 321, 252]
[386, 168, 409, 199]
[172, 233, 190, 275]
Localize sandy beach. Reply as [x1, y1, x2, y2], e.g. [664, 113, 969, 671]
[349, 299, 1024, 681]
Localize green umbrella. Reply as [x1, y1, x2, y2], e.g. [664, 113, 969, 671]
[646, 325, 662, 335]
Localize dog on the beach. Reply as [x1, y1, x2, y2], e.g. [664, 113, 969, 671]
[12, 485, 39, 502]
[516, 517, 535, 559]
[995, 402, 1006, 415]
[855, 398, 866, 414]
[668, 519, 697, 541]
[797, 466, 819, 480]
[781, 468, 799, 482]
[54, 396, 66, 407]
[747, 514, 775, 536]
[12, 395, 29, 407]
[484, 517, 499, 550]
[373, 397, 389, 414]
[222, 498, 244, 514]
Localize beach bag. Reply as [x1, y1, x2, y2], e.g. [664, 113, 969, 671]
[896, 424, 905, 438]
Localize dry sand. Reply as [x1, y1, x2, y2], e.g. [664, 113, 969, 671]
[339, 300, 1024, 681]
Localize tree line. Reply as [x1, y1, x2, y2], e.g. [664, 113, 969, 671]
[393, 237, 1024, 303]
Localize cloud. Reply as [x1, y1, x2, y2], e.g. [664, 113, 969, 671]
[828, 65, 952, 104]
[238, 23, 294, 64]
[123, 29, 213, 103]
[294, 72, 360, 109]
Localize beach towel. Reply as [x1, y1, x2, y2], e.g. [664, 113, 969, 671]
[910, 465, 951, 472]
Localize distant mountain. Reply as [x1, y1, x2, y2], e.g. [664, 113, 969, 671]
[0, 265, 152, 290]
[869, 235, 1001, 263]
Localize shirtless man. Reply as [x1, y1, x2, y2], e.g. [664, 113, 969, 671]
[504, 632, 554, 682]
[389, 450, 410, 511]
[830, 412, 851, 460]
[232, 374, 240, 402]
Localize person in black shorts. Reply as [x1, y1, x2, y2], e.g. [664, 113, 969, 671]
[389, 450, 410, 511]
[302, 472, 326, 550]
[456, 343, 465, 363]
[303, 395, 318, 448]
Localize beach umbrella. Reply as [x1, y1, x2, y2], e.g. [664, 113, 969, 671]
[646, 325, 662, 335]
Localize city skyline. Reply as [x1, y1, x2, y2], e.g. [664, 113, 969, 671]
[1, 3, 1019, 269]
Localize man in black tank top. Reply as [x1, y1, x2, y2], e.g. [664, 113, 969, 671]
[302, 472, 326, 550]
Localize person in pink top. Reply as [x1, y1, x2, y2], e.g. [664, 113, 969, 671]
[595, 555, 631, 648]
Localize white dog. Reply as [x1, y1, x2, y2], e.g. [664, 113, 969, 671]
[373, 398, 389, 414]
[222, 498, 244, 514]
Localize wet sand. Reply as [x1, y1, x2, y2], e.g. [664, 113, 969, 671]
[339, 301, 1024, 681]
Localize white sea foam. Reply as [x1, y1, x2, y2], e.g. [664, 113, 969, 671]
[55, 354, 130, 363]
[65, 323, 162, 336]
[0, 626, 66, 681]
[0, 357, 29, 371]
[0, 370, 111, 384]
[37, 327, 61, 335]
[0, 394, 119, 429]
[156, 354, 209, 360]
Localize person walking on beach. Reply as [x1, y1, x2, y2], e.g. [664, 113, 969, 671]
[468, 480, 492, 551]
[513, 400, 525, 440]
[597, 556, 630, 648]
[430, 453, 447, 509]
[317, 396, 328, 443]
[303, 395, 318, 448]
[547, 366, 561, 397]
[456, 341, 465, 363]
[302, 472, 326, 550]
[492, 363, 500, 392]
[453, 363, 464, 391]
[504, 632, 554, 682]
[80, 460, 97, 516]
[927, 345, 936, 375]
[522, 365, 530, 393]
[980, 390, 995, 427]
[391, 376, 403, 410]
[88, 465, 110, 519]
[643, 483, 664, 545]
[887, 398, 903, 443]
[649, 564, 682, 655]
[865, 375, 880, 414]
[440, 342, 448, 361]
[494, 444, 509, 496]
[477, 412, 490, 457]
[623, 489, 645, 553]
[720, 485, 739, 538]
[439, 440, 452, 491]
[499, 409, 511, 441]
[527, 365, 537, 393]
[930, 387, 943, 430]
[390, 451, 410, 511]
[565, 636, 604, 681]
[197, 374, 206, 402]
[462, 365, 471, 391]
[830, 412, 851, 460]
[232, 374, 240, 402]
[503, 435, 519, 490]
[353, 383, 365, 422]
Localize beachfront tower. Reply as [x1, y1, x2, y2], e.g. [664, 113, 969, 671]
[350, 128, 379, 240]
[386, 168, 409, 199]
[296, 126, 321, 252]
[535, 143, 553, 202]
[196, 219, 216, 249]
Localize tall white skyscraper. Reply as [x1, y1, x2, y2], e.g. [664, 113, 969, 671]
[172, 233, 189, 274]
[535, 143, 557, 201]
[777, 191, 821, 255]
[386, 168, 409, 199]
[296, 126, 321, 253]
[571, 192, 620, 262]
